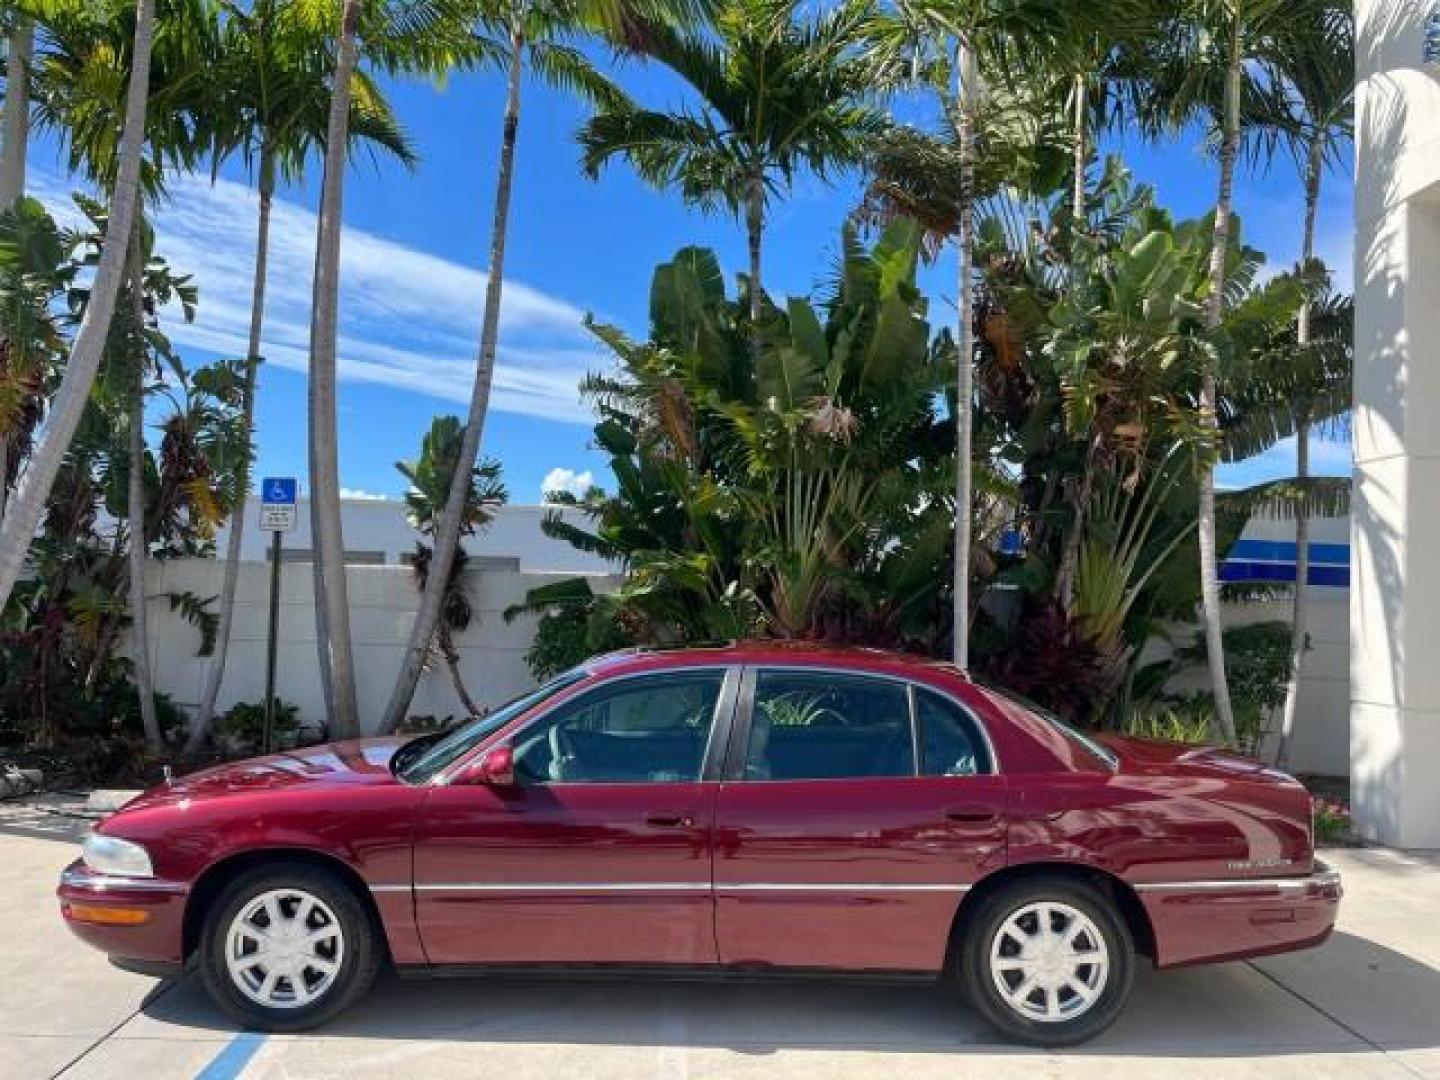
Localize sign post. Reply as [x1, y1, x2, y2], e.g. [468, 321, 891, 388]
[259, 478, 297, 754]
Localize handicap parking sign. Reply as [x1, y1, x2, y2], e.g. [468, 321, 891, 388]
[260, 476, 298, 531]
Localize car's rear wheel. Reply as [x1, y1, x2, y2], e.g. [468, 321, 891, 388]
[198, 862, 380, 1032]
[958, 877, 1134, 1047]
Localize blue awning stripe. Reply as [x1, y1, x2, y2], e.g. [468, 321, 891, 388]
[1226, 539, 1349, 565]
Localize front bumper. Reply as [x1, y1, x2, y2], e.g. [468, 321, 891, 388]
[1136, 860, 1343, 968]
[57, 861, 189, 967]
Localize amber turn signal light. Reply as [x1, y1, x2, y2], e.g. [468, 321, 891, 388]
[63, 902, 151, 926]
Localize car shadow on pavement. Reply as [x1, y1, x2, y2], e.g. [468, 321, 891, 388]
[135, 930, 1440, 1058]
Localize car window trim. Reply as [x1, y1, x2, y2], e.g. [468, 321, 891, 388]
[723, 665, 1001, 783]
[476, 665, 742, 787]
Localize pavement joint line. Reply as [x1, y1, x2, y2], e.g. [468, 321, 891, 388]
[51, 977, 181, 1079]
[1244, 961, 1429, 1079]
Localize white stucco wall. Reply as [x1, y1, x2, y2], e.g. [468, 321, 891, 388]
[144, 557, 617, 734]
[1352, 0, 1440, 846]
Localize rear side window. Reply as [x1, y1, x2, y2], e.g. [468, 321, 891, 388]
[745, 671, 914, 780]
[916, 689, 992, 776]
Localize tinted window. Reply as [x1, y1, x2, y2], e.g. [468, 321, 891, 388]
[917, 689, 992, 776]
[745, 671, 913, 781]
[512, 671, 724, 784]
[397, 670, 586, 785]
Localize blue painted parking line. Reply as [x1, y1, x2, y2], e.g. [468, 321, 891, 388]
[194, 1031, 268, 1080]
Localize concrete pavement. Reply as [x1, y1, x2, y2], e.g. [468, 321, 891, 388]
[5, 798, 1439, 1080]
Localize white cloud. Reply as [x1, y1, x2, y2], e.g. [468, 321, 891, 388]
[339, 487, 392, 501]
[541, 467, 595, 500]
[28, 169, 600, 423]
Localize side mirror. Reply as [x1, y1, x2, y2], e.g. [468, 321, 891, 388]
[465, 745, 515, 788]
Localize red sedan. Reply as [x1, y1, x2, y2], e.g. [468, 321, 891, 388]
[58, 643, 1341, 1046]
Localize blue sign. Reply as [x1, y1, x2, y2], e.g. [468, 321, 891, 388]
[261, 477, 297, 505]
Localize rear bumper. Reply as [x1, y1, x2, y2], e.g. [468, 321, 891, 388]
[57, 861, 188, 967]
[1136, 861, 1342, 968]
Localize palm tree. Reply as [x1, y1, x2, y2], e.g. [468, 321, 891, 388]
[856, 0, 1056, 667]
[0, 197, 71, 525]
[1267, 5, 1352, 769]
[124, 216, 161, 750]
[0, 0, 156, 618]
[1, 12, 33, 211]
[379, 0, 691, 733]
[187, 0, 417, 753]
[0, 11, 36, 522]
[1141, 0, 1330, 743]
[579, 0, 883, 326]
[396, 416, 506, 718]
[306, 0, 482, 739]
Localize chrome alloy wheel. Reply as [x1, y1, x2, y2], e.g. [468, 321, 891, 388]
[988, 901, 1110, 1023]
[224, 888, 345, 1009]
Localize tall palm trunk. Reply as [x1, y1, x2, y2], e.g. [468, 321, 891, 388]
[951, 36, 977, 669]
[307, 0, 362, 737]
[1070, 71, 1087, 228]
[188, 148, 275, 752]
[0, 16, 33, 524]
[0, 0, 155, 614]
[746, 169, 763, 325]
[126, 220, 161, 752]
[1197, 17, 1242, 746]
[1052, 71, 1092, 610]
[380, 20, 525, 732]
[1274, 133, 1324, 769]
[0, 16, 30, 212]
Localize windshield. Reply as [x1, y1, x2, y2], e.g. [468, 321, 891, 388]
[976, 681, 1119, 771]
[395, 669, 588, 785]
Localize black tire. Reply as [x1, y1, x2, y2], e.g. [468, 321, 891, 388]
[198, 862, 381, 1032]
[958, 877, 1134, 1047]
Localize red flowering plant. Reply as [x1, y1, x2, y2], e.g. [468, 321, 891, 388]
[1313, 797, 1352, 845]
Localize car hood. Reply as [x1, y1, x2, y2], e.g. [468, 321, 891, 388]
[121, 738, 408, 810]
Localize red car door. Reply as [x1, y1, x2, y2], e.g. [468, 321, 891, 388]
[412, 667, 737, 966]
[713, 667, 1007, 972]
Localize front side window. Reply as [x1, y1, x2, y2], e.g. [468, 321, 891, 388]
[512, 671, 725, 784]
[396, 670, 586, 785]
[744, 671, 914, 780]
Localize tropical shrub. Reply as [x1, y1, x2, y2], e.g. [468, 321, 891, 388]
[511, 220, 960, 667]
[213, 699, 300, 753]
[1313, 796, 1351, 845]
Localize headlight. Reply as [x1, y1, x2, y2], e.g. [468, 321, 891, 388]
[81, 834, 154, 878]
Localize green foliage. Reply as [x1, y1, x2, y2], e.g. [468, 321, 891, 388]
[524, 602, 635, 680]
[1312, 796, 1351, 845]
[214, 699, 300, 750]
[1122, 701, 1213, 744]
[512, 219, 959, 675]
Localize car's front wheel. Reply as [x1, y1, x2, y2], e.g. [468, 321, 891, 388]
[198, 862, 380, 1031]
[959, 877, 1134, 1047]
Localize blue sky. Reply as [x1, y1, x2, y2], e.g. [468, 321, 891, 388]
[27, 58, 1353, 505]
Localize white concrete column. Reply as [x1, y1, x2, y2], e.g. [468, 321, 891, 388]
[1352, 1, 1440, 847]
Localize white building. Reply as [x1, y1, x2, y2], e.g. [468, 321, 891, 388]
[217, 497, 612, 574]
[1352, 1, 1440, 847]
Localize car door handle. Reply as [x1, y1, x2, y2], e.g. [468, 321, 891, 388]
[645, 813, 694, 828]
[944, 805, 999, 824]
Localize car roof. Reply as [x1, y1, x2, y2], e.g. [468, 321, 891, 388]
[582, 640, 970, 683]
